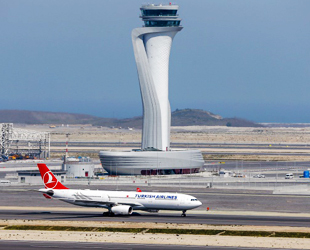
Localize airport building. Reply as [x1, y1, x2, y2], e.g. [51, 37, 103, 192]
[17, 170, 66, 185]
[62, 156, 95, 178]
[100, 150, 203, 175]
[99, 4, 204, 175]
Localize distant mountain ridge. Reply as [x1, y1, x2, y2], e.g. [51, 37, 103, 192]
[0, 110, 98, 124]
[0, 109, 260, 127]
[171, 109, 259, 127]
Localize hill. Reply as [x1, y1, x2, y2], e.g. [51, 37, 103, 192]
[0, 110, 98, 124]
[171, 109, 259, 127]
[0, 109, 260, 127]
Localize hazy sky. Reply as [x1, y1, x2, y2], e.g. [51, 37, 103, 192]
[1, 0, 309, 123]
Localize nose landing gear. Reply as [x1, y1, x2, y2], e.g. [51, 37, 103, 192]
[181, 210, 187, 217]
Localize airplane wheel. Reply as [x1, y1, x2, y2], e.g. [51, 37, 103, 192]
[102, 211, 115, 216]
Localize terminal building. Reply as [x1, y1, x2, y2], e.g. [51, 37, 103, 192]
[99, 4, 204, 175]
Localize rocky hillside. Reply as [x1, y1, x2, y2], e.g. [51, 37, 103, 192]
[0, 109, 260, 127]
[171, 109, 259, 127]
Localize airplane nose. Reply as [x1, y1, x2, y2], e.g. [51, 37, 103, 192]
[198, 200, 202, 206]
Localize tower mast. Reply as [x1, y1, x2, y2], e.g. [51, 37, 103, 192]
[132, 4, 182, 151]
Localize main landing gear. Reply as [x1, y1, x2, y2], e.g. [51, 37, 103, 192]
[181, 210, 187, 217]
[102, 211, 115, 216]
[103, 206, 115, 216]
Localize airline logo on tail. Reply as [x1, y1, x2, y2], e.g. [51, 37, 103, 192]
[43, 171, 58, 189]
[38, 163, 68, 189]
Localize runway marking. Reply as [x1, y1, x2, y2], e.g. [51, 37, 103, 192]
[188, 192, 310, 198]
[1, 206, 310, 218]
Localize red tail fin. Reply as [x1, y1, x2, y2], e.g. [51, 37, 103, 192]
[37, 163, 68, 189]
[136, 187, 142, 192]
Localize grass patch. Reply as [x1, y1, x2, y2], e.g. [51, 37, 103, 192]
[4, 225, 144, 233]
[274, 232, 310, 238]
[148, 229, 224, 235]
[222, 230, 273, 237]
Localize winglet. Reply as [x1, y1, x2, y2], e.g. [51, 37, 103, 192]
[37, 163, 68, 189]
[136, 187, 142, 192]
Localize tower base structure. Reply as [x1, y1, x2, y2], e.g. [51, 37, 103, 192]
[99, 150, 204, 175]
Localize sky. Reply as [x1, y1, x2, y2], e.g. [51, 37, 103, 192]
[0, 0, 309, 123]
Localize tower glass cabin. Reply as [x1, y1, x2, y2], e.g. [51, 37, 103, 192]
[140, 4, 181, 27]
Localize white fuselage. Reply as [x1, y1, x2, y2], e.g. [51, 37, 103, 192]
[41, 189, 202, 211]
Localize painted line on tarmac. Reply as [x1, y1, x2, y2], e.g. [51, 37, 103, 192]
[188, 192, 310, 198]
[1, 206, 310, 218]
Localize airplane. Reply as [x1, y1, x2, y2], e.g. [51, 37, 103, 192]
[37, 163, 202, 217]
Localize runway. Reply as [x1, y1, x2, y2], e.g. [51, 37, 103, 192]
[1, 186, 310, 249]
[2, 174, 310, 237]
[1, 208, 310, 227]
[0, 240, 294, 250]
[2, 184, 310, 213]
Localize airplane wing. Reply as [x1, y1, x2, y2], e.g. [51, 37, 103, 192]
[37, 194, 144, 207]
[72, 199, 143, 208]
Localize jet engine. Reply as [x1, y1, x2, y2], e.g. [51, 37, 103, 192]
[111, 205, 133, 215]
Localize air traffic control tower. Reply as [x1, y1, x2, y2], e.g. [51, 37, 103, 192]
[99, 4, 204, 175]
[132, 4, 182, 151]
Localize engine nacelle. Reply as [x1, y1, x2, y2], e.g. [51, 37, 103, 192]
[111, 205, 133, 215]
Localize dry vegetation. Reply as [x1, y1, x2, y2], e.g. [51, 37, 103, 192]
[44, 126, 310, 144]
[21, 125, 310, 161]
